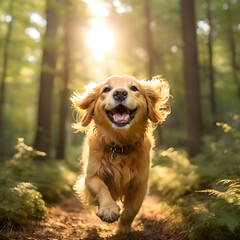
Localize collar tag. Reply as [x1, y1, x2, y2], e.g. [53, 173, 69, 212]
[111, 147, 117, 161]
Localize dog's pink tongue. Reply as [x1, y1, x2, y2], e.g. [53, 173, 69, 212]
[113, 113, 129, 123]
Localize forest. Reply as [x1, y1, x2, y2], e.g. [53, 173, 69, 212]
[0, 0, 240, 239]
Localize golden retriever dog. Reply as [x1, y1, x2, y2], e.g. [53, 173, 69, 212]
[71, 75, 170, 233]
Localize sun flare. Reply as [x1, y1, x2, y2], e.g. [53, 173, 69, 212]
[86, 20, 114, 59]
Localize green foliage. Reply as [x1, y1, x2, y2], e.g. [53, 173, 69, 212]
[150, 148, 199, 201]
[189, 117, 240, 239]
[203, 179, 240, 232]
[30, 160, 77, 202]
[0, 0, 46, 156]
[189, 220, 238, 240]
[150, 117, 240, 239]
[0, 138, 77, 225]
[0, 182, 47, 224]
[191, 179, 240, 240]
[0, 138, 77, 202]
[192, 115, 240, 186]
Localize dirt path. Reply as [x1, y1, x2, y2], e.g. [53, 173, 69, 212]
[1, 195, 187, 240]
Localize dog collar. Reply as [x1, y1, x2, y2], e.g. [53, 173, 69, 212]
[108, 142, 138, 161]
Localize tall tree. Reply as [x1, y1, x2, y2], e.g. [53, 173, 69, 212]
[143, 0, 164, 146]
[0, 0, 14, 157]
[207, 0, 217, 122]
[34, 0, 60, 158]
[180, 0, 202, 157]
[56, 0, 74, 159]
[226, 0, 240, 100]
[144, 0, 154, 80]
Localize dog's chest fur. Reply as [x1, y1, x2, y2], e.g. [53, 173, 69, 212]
[97, 151, 136, 201]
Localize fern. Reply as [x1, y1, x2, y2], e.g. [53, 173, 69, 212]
[188, 116, 240, 239]
[197, 179, 240, 237]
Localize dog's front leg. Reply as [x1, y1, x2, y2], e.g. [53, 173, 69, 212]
[86, 176, 120, 223]
[119, 181, 148, 234]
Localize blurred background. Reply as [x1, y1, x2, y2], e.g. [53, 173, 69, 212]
[0, 0, 239, 159]
[0, 0, 240, 238]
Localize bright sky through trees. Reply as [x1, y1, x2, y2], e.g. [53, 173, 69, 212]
[84, 2, 114, 60]
[86, 20, 114, 60]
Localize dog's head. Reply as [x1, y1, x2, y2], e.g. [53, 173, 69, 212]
[71, 75, 170, 133]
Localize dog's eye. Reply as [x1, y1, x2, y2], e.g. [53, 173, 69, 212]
[102, 87, 111, 93]
[130, 86, 138, 92]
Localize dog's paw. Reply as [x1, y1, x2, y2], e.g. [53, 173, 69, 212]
[118, 224, 131, 234]
[97, 201, 120, 223]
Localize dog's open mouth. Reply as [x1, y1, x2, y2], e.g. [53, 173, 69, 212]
[105, 105, 137, 127]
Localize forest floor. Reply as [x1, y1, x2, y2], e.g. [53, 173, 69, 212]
[0, 195, 188, 240]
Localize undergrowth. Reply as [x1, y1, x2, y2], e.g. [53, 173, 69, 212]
[190, 117, 240, 239]
[0, 182, 47, 224]
[193, 117, 240, 185]
[0, 138, 78, 225]
[201, 179, 240, 232]
[190, 178, 240, 240]
[150, 147, 199, 201]
[150, 115, 240, 239]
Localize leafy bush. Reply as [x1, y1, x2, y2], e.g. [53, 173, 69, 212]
[30, 161, 77, 201]
[0, 138, 78, 225]
[193, 116, 240, 185]
[0, 138, 77, 202]
[0, 182, 47, 224]
[149, 148, 199, 201]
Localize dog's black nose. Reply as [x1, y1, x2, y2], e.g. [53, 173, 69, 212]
[113, 89, 128, 101]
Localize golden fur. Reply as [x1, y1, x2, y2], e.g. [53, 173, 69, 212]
[71, 75, 170, 233]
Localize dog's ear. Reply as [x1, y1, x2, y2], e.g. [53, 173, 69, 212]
[77, 92, 96, 127]
[143, 78, 170, 123]
[71, 85, 98, 129]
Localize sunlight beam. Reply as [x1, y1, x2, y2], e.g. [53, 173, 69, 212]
[86, 20, 114, 60]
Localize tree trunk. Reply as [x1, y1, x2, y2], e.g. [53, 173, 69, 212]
[180, 0, 203, 157]
[144, 0, 164, 146]
[207, 0, 217, 122]
[34, 0, 59, 158]
[0, 0, 14, 158]
[144, 0, 154, 80]
[226, 0, 240, 100]
[56, 0, 73, 159]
